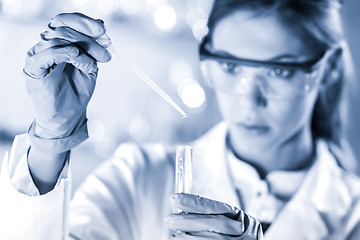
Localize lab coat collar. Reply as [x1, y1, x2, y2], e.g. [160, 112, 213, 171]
[192, 122, 352, 239]
[265, 139, 352, 239]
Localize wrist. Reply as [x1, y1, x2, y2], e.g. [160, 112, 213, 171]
[34, 112, 87, 139]
[27, 147, 69, 194]
[28, 117, 89, 154]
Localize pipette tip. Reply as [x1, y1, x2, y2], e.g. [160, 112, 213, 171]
[173, 104, 187, 119]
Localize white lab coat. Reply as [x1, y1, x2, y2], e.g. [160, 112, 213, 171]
[1, 122, 360, 240]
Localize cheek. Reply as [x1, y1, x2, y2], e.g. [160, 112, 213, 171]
[267, 93, 318, 134]
[268, 101, 307, 130]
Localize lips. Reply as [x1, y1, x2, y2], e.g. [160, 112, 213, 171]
[235, 123, 270, 134]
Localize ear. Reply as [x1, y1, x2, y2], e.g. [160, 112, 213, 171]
[322, 48, 343, 87]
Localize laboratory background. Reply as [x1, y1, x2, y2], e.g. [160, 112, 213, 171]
[0, 0, 359, 193]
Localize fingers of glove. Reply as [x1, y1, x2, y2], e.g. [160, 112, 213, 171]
[42, 27, 111, 63]
[242, 215, 263, 240]
[170, 194, 240, 219]
[28, 39, 70, 57]
[25, 45, 80, 77]
[49, 12, 105, 38]
[64, 63, 98, 98]
[95, 33, 112, 48]
[67, 49, 98, 74]
[165, 213, 244, 236]
[170, 231, 241, 240]
[25, 46, 97, 77]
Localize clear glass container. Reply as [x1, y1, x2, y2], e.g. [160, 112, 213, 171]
[175, 146, 193, 194]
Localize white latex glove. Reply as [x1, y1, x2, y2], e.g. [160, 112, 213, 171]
[166, 193, 263, 240]
[24, 12, 111, 153]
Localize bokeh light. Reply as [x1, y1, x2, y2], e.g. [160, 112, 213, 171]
[179, 79, 206, 108]
[94, 0, 118, 15]
[2, 0, 44, 18]
[118, 0, 143, 15]
[192, 19, 208, 41]
[128, 116, 151, 142]
[169, 60, 193, 84]
[186, 7, 207, 28]
[94, 137, 118, 158]
[88, 118, 106, 142]
[153, 4, 177, 31]
[196, 0, 214, 12]
[71, 0, 89, 9]
[2, 0, 22, 17]
[146, 0, 167, 8]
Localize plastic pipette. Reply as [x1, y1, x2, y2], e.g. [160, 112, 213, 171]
[98, 34, 187, 119]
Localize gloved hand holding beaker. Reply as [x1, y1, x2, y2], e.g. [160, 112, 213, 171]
[166, 193, 263, 240]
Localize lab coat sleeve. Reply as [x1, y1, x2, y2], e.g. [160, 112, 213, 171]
[67, 143, 174, 240]
[344, 179, 360, 240]
[346, 200, 360, 239]
[67, 143, 143, 240]
[0, 134, 71, 240]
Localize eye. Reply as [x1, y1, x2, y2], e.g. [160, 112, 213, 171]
[220, 62, 240, 74]
[269, 67, 295, 79]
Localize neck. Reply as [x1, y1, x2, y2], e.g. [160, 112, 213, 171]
[229, 125, 315, 178]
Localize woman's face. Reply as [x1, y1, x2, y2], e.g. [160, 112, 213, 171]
[211, 10, 324, 157]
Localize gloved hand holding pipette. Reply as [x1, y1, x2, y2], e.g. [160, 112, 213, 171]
[24, 12, 186, 151]
[23, 13, 112, 193]
[24, 13, 111, 152]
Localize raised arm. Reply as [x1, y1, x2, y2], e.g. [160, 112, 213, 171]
[24, 12, 111, 194]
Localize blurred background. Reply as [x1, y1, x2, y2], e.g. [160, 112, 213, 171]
[0, 0, 359, 193]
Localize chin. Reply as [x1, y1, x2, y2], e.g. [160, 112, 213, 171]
[229, 124, 275, 153]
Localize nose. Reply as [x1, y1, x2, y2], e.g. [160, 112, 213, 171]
[234, 73, 267, 108]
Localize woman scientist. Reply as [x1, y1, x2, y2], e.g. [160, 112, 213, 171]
[1, 0, 360, 239]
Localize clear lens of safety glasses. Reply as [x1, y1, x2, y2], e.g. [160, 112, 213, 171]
[200, 60, 323, 99]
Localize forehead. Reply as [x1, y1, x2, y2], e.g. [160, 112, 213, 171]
[212, 10, 314, 61]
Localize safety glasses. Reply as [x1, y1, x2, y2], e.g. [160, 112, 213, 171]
[199, 37, 333, 99]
